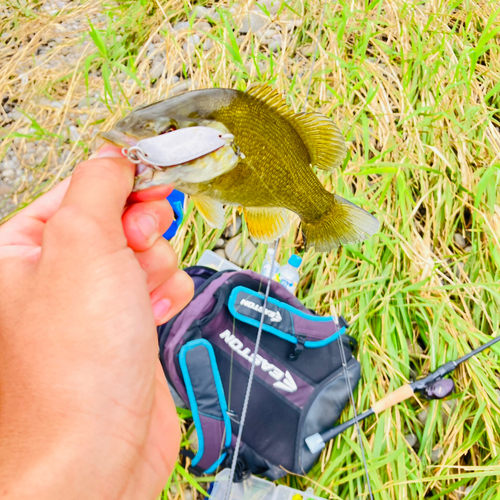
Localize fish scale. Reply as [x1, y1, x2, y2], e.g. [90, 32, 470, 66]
[190, 92, 336, 217]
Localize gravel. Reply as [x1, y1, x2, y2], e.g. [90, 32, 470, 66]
[214, 238, 225, 249]
[224, 215, 242, 238]
[214, 248, 227, 259]
[453, 232, 467, 249]
[431, 446, 442, 463]
[417, 409, 428, 425]
[240, 11, 267, 34]
[404, 434, 418, 449]
[225, 235, 256, 267]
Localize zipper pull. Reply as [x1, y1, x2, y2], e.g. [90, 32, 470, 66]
[289, 335, 306, 360]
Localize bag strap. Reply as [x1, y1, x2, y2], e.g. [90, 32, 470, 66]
[227, 286, 346, 347]
[179, 339, 232, 473]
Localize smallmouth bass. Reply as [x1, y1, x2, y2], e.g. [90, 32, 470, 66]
[100, 85, 379, 252]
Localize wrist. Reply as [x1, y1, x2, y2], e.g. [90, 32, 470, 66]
[0, 376, 152, 500]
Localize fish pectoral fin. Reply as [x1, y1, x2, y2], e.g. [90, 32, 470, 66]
[191, 195, 225, 229]
[243, 207, 290, 243]
[291, 111, 347, 171]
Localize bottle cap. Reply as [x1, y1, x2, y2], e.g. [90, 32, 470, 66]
[288, 255, 302, 268]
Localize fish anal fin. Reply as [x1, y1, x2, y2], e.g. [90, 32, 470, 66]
[291, 112, 347, 171]
[191, 195, 225, 229]
[243, 207, 290, 243]
[302, 195, 380, 252]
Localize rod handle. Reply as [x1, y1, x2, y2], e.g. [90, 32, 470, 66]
[372, 384, 414, 414]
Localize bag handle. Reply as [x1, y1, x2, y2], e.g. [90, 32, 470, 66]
[228, 286, 345, 347]
[179, 339, 232, 473]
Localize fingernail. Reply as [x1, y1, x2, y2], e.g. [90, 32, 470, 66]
[95, 144, 124, 158]
[136, 213, 158, 239]
[152, 298, 171, 321]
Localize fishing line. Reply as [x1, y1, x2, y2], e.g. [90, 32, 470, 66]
[224, 4, 332, 497]
[333, 314, 374, 500]
[223, 238, 280, 500]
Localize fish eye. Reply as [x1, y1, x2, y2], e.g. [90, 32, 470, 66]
[160, 125, 177, 134]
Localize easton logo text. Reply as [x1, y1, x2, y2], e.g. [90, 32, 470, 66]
[239, 298, 282, 323]
[219, 330, 297, 393]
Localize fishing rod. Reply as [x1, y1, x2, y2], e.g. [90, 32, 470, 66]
[305, 334, 500, 453]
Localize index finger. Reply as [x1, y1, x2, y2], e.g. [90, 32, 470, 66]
[60, 155, 135, 231]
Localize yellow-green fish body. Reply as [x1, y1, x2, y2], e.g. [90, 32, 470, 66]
[101, 85, 379, 252]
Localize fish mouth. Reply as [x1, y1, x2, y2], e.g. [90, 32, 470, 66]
[98, 130, 140, 148]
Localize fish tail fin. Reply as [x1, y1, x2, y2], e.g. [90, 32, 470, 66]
[302, 195, 380, 252]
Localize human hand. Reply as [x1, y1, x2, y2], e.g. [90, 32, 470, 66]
[0, 146, 194, 499]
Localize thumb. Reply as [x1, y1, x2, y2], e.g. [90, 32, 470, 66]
[59, 145, 135, 233]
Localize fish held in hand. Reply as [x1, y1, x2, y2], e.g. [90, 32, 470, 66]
[99, 84, 379, 252]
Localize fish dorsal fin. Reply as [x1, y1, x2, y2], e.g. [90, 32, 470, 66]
[290, 111, 347, 171]
[245, 84, 294, 119]
[246, 84, 347, 171]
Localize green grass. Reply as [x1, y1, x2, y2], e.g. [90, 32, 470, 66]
[1, 0, 500, 498]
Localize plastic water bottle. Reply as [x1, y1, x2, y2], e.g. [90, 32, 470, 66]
[261, 247, 280, 281]
[279, 255, 302, 294]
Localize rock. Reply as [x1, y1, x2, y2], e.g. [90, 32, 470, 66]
[268, 34, 282, 51]
[69, 125, 80, 142]
[214, 249, 226, 259]
[225, 235, 255, 267]
[188, 424, 199, 452]
[39, 97, 64, 109]
[404, 434, 418, 449]
[224, 215, 242, 238]
[77, 96, 97, 110]
[191, 5, 209, 19]
[240, 11, 267, 34]
[441, 408, 449, 425]
[268, 39, 281, 51]
[214, 238, 225, 249]
[465, 245, 473, 253]
[406, 338, 424, 356]
[183, 34, 200, 55]
[0, 181, 11, 196]
[431, 446, 442, 463]
[203, 38, 213, 51]
[454, 233, 467, 249]
[264, 28, 277, 38]
[260, 0, 282, 15]
[417, 409, 428, 425]
[443, 399, 457, 412]
[150, 58, 165, 80]
[464, 486, 473, 496]
[10, 109, 25, 121]
[454, 261, 465, 278]
[1, 168, 16, 179]
[169, 80, 191, 97]
[1, 158, 20, 171]
[196, 21, 211, 33]
[205, 8, 220, 21]
[172, 21, 190, 31]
